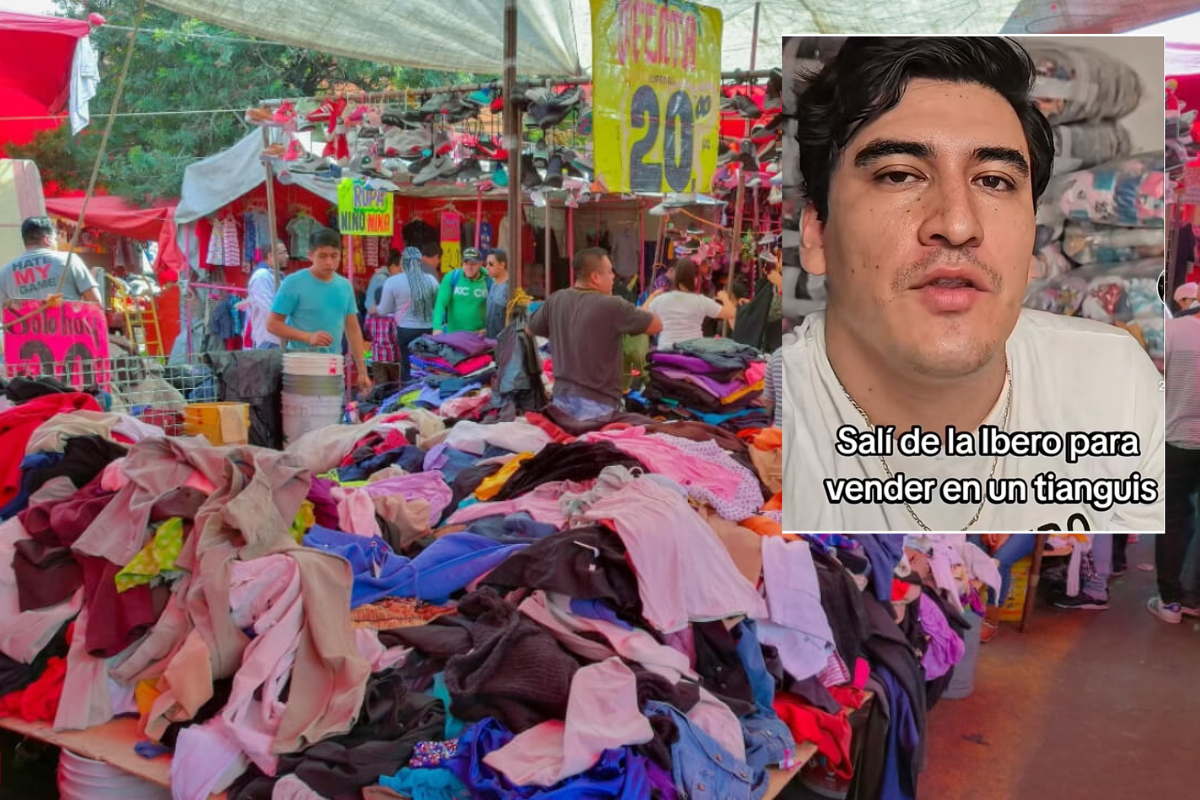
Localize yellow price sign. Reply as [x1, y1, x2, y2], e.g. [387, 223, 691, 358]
[590, 0, 722, 195]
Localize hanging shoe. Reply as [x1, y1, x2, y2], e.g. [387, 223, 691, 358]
[246, 106, 274, 125]
[272, 100, 297, 125]
[521, 153, 543, 190]
[490, 93, 505, 114]
[543, 153, 567, 188]
[493, 164, 509, 187]
[531, 140, 551, 168]
[308, 96, 347, 135]
[283, 138, 304, 161]
[550, 86, 582, 109]
[413, 155, 450, 186]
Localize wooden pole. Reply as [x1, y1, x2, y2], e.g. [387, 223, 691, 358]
[503, 0, 522, 291]
[475, 187, 483, 250]
[567, 203, 575, 285]
[732, 172, 747, 292]
[261, 127, 282, 287]
[545, 201, 553, 294]
[638, 201, 646, 292]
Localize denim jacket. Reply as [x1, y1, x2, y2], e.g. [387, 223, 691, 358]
[644, 700, 767, 800]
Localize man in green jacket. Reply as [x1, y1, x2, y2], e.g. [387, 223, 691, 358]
[432, 247, 491, 334]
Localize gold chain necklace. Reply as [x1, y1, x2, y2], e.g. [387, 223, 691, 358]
[840, 362, 1013, 531]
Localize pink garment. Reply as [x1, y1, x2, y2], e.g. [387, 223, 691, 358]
[484, 658, 653, 786]
[580, 427, 742, 502]
[446, 478, 594, 528]
[439, 390, 492, 420]
[331, 485, 382, 537]
[745, 361, 766, 385]
[53, 607, 114, 732]
[273, 774, 329, 800]
[354, 628, 409, 672]
[0, 518, 84, 664]
[100, 459, 128, 491]
[363, 471, 453, 527]
[170, 719, 249, 800]
[420, 354, 494, 376]
[578, 476, 767, 633]
[145, 630, 216, 740]
[442, 419, 553, 457]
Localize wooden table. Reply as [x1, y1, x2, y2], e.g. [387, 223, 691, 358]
[0, 715, 225, 799]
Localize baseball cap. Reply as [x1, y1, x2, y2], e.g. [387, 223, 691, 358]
[463, 247, 482, 262]
[1175, 282, 1199, 302]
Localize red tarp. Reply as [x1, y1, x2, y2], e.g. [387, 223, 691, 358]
[43, 195, 185, 281]
[0, 11, 91, 152]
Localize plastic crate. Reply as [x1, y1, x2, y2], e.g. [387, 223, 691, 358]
[183, 402, 250, 445]
[997, 556, 1032, 622]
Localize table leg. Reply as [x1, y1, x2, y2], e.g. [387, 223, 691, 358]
[1021, 533, 1049, 633]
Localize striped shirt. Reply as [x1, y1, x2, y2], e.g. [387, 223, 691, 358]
[764, 346, 783, 428]
[1167, 314, 1200, 448]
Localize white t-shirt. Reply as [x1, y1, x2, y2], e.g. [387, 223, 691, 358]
[648, 290, 723, 349]
[246, 265, 280, 347]
[784, 309, 1164, 533]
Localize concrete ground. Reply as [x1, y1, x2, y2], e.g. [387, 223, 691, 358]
[920, 536, 1200, 800]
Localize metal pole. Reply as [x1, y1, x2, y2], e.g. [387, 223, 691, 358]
[545, 201, 553, 294]
[732, 172, 746, 291]
[638, 201, 646, 293]
[751, 185, 760, 298]
[475, 187, 483, 250]
[567, 203, 575, 284]
[261, 127, 282, 287]
[744, 2, 761, 142]
[503, 0, 522, 291]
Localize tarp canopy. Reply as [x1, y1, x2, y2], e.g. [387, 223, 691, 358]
[149, 0, 1200, 76]
[45, 195, 175, 241]
[0, 11, 91, 152]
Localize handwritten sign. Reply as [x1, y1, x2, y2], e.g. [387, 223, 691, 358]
[440, 211, 462, 274]
[590, 0, 723, 194]
[337, 179, 394, 236]
[2, 300, 110, 389]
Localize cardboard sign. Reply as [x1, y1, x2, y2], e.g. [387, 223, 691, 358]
[440, 211, 462, 274]
[2, 300, 110, 389]
[337, 179, 394, 236]
[590, 0, 723, 194]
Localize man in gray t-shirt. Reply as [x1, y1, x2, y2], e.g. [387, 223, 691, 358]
[0, 216, 101, 306]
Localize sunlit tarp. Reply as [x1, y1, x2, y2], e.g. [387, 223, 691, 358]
[152, 0, 1195, 77]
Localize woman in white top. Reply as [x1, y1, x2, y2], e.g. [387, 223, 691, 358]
[645, 258, 739, 349]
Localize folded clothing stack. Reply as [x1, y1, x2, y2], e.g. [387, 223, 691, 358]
[634, 339, 769, 431]
[409, 332, 497, 384]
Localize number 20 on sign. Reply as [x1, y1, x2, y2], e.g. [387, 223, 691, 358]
[590, 0, 723, 195]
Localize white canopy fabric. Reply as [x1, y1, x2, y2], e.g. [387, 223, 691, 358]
[1169, 42, 1200, 75]
[150, 0, 1130, 76]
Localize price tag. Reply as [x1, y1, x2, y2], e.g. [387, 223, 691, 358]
[590, 0, 722, 195]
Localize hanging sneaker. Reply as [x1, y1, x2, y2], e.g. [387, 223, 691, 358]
[413, 155, 450, 186]
[531, 140, 551, 168]
[307, 96, 347, 134]
[543, 153, 567, 188]
[246, 106, 274, 125]
[550, 86, 582, 109]
[490, 94, 505, 114]
[455, 158, 486, 183]
[493, 164, 509, 187]
[283, 138, 304, 161]
[1148, 596, 1183, 624]
[521, 153, 543, 190]
[286, 153, 329, 174]
[272, 100, 297, 125]
[346, 104, 373, 125]
[724, 94, 762, 119]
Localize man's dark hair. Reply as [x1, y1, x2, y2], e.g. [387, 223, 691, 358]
[573, 247, 610, 284]
[489, 248, 508, 265]
[421, 241, 442, 259]
[21, 216, 54, 246]
[671, 258, 698, 292]
[387, 248, 402, 266]
[796, 37, 1054, 222]
[309, 227, 341, 251]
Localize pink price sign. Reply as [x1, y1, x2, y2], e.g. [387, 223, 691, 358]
[2, 300, 111, 389]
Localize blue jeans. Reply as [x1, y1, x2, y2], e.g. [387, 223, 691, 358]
[1084, 534, 1111, 600]
[968, 534, 1036, 606]
[255, 342, 280, 350]
[552, 394, 620, 421]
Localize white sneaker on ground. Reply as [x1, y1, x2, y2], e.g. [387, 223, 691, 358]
[1147, 596, 1183, 624]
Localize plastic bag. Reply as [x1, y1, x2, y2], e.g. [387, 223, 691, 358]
[1062, 222, 1164, 265]
[1038, 153, 1165, 230]
[1052, 121, 1131, 175]
[1023, 43, 1142, 125]
[1032, 242, 1074, 279]
[1024, 259, 1162, 323]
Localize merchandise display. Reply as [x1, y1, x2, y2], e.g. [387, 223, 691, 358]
[1023, 43, 1143, 126]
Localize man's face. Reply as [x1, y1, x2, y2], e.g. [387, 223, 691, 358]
[588, 257, 616, 295]
[273, 243, 291, 270]
[463, 259, 482, 279]
[802, 78, 1037, 379]
[423, 253, 441, 270]
[486, 255, 506, 275]
[308, 245, 342, 279]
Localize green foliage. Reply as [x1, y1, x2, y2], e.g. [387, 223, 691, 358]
[9, 0, 495, 203]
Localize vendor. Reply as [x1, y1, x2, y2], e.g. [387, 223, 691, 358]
[529, 247, 662, 421]
[485, 248, 511, 338]
[363, 249, 403, 384]
[246, 241, 291, 350]
[433, 247, 490, 334]
[0, 216, 101, 307]
[267, 227, 372, 393]
[643, 258, 739, 349]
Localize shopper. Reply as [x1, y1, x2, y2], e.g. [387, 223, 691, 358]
[764, 346, 783, 428]
[645, 258, 738, 349]
[377, 246, 440, 385]
[485, 248, 511, 338]
[363, 249, 404, 384]
[420, 241, 444, 280]
[529, 247, 663, 420]
[0, 216, 101, 306]
[1156, 286, 1200, 622]
[783, 37, 1163, 532]
[246, 241, 290, 350]
[433, 248, 491, 334]
[1054, 534, 1112, 612]
[267, 226, 371, 394]
[1174, 282, 1199, 315]
[967, 534, 1036, 642]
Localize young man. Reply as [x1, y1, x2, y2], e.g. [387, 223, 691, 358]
[420, 241, 443, 280]
[433, 247, 490, 334]
[0, 216, 101, 306]
[246, 241, 291, 349]
[267, 227, 371, 394]
[363, 249, 404, 384]
[529, 247, 663, 420]
[485, 248, 511, 338]
[784, 37, 1163, 532]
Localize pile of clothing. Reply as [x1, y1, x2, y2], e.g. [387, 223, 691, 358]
[353, 333, 498, 422]
[634, 338, 770, 431]
[0, 389, 981, 800]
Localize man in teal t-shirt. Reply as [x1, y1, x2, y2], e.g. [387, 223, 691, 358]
[432, 248, 490, 334]
[268, 226, 372, 393]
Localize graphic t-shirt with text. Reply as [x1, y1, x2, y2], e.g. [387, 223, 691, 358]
[0, 249, 98, 303]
